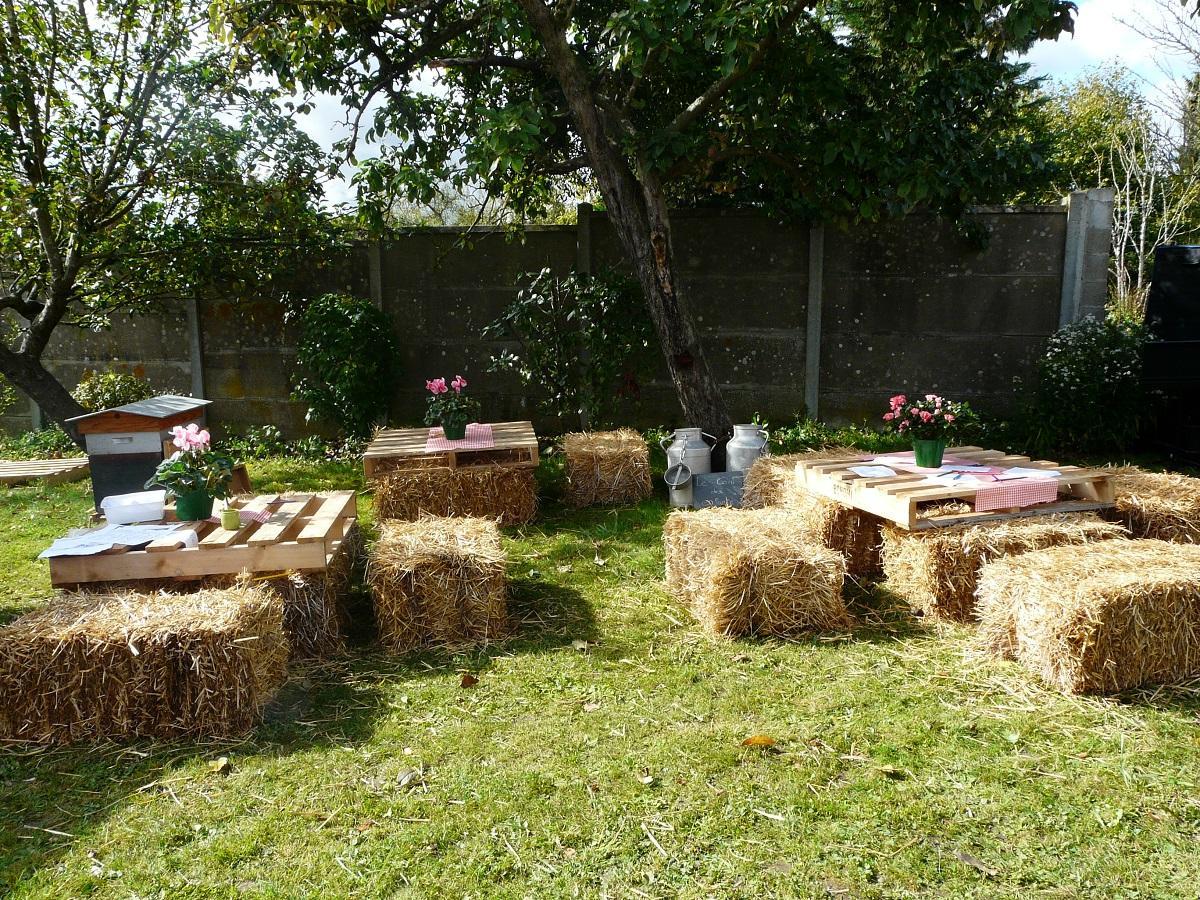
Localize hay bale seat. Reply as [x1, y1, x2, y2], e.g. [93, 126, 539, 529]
[562, 429, 652, 508]
[373, 468, 536, 525]
[977, 539, 1200, 694]
[0, 584, 287, 743]
[663, 507, 850, 639]
[368, 516, 509, 651]
[881, 513, 1126, 623]
[1106, 466, 1200, 544]
[743, 450, 882, 580]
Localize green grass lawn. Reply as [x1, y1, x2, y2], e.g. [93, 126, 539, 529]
[1, 459, 1199, 898]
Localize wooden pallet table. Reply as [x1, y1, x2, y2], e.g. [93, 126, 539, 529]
[1, 457, 90, 487]
[793, 446, 1115, 530]
[48, 491, 357, 587]
[363, 421, 539, 478]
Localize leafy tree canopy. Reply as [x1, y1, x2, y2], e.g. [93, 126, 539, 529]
[0, 0, 338, 429]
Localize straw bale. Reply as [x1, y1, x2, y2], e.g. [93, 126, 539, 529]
[373, 467, 536, 525]
[742, 448, 859, 508]
[368, 516, 509, 651]
[881, 513, 1126, 623]
[562, 429, 652, 508]
[977, 539, 1200, 694]
[663, 507, 849, 638]
[742, 449, 881, 580]
[1105, 465, 1200, 544]
[0, 583, 287, 743]
[266, 521, 361, 660]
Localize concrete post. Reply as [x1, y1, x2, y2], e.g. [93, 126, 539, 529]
[368, 240, 384, 310]
[804, 224, 825, 420]
[1060, 187, 1115, 326]
[185, 296, 205, 399]
[576, 202, 593, 275]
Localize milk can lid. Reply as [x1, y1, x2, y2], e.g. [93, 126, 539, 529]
[664, 463, 693, 487]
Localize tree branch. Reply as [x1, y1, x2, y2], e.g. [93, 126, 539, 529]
[426, 54, 541, 73]
[663, 1, 810, 137]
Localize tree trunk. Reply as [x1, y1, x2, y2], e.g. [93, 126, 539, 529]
[517, 0, 733, 438]
[0, 345, 86, 444]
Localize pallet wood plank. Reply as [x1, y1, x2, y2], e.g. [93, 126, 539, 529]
[296, 491, 357, 543]
[199, 496, 275, 549]
[363, 421, 539, 477]
[0, 457, 90, 487]
[247, 496, 314, 547]
[146, 522, 208, 552]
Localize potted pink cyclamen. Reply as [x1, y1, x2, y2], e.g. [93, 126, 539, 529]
[424, 375, 479, 440]
[145, 424, 235, 521]
[882, 393, 976, 468]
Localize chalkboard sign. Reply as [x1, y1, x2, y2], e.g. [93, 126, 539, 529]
[692, 472, 744, 508]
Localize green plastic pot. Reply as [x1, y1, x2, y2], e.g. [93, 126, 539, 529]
[912, 438, 947, 469]
[175, 490, 214, 522]
[441, 415, 469, 441]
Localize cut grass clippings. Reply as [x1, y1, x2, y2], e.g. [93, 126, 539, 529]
[0, 458, 1197, 898]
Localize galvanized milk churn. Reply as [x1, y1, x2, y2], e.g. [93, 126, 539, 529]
[660, 428, 715, 475]
[725, 424, 768, 473]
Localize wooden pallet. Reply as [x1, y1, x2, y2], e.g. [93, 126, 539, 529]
[0, 457, 90, 487]
[363, 421, 539, 477]
[49, 491, 357, 587]
[793, 447, 1115, 530]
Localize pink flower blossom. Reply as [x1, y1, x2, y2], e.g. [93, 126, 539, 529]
[451, 375, 467, 393]
[920, 411, 933, 422]
[889, 394, 906, 409]
[171, 423, 210, 452]
[426, 377, 448, 395]
[944, 414, 955, 423]
[882, 412, 894, 421]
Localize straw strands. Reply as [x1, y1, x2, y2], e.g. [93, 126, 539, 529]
[373, 467, 537, 525]
[562, 429, 652, 508]
[1106, 465, 1200, 544]
[368, 517, 509, 651]
[881, 513, 1126, 623]
[0, 583, 287, 743]
[742, 450, 881, 580]
[265, 522, 361, 660]
[977, 539, 1200, 694]
[663, 507, 849, 639]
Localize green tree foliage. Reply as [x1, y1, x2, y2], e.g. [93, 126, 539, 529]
[0, 0, 336, 435]
[290, 293, 400, 438]
[218, 0, 1077, 436]
[484, 268, 654, 429]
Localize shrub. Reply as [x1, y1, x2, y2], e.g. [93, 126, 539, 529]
[1021, 316, 1149, 455]
[484, 268, 654, 429]
[71, 369, 159, 412]
[290, 293, 399, 439]
[0, 427, 83, 459]
[223, 424, 365, 462]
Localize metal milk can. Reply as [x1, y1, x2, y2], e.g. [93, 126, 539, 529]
[664, 463, 694, 508]
[660, 428, 715, 475]
[725, 424, 768, 473]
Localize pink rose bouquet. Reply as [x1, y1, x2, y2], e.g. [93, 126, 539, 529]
[881, 393, 976, 442]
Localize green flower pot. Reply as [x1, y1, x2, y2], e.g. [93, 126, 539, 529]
[441, 416, 469, 441]
[175, 490, 214, 522]
[912, 438, 947, 469]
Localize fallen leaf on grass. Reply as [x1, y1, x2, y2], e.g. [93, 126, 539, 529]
[823, 878, 852, 896]
[571, 639, 591, 651]
[396, 769, 421, 790]
[582, 702, 600, 713]
[876, 764, 907, 780]
[460, 673, 479, 688]
[753, 808, 786, 822]
[637, 772, 656, 786]
[732, 653, 753, 663]
[208, 756, 232, 776]
[741, 735, 777, 748]
[765, 860, 794, 874]
[954, 851, 997, 877]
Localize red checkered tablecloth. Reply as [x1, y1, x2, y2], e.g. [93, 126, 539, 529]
[974, 478, 1060, 512]
[425, 423, 495, 452]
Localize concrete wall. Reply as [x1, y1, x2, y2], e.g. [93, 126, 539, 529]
[2, 195, 1108, 436]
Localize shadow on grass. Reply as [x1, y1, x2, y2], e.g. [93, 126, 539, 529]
[0, 564, 596, 891]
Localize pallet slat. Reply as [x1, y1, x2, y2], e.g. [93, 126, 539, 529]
[296, 491, 357, 543]
[0, 457, 90, 487]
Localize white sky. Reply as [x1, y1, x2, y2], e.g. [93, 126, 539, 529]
[298, 0, 1188, 208]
